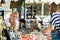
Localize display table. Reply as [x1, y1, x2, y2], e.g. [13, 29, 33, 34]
[9, 31, 48, 40]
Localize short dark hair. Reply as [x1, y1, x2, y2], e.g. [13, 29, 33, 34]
[50, 2, 58, 15]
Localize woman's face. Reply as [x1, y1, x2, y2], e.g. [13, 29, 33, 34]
[48, 4, 51, 11]
[10, 13, 19, 23]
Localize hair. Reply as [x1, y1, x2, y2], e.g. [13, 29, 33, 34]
[11, 11, 19, 16]
[58, 3, 60, 9]
[50, 2, 58, 15]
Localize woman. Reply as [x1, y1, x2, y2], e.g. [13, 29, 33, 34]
[41, 2, 60, 40]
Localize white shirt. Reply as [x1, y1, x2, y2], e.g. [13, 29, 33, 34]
[0, 7, 3, 11]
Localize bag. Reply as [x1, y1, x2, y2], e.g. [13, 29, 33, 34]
[10, 0, 19, 9]
[2, 29, 10, 40]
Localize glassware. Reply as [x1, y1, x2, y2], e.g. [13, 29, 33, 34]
[2, 37, 6, 40]
[9, 31, 15, 40]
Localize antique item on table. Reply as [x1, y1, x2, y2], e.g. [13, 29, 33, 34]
[27, 13, 32, 19]
[31, 32, 48, 40]
[30, 20, 40, 32]
[20, 19, 25, 23]
[44, 33, 51, 40]
[10, 0, 19, 9]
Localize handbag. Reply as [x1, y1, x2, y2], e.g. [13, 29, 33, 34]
[10, 0, 19, 9]
[2, 29, 10, 40]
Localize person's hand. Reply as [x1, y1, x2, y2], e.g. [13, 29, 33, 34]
[40, 29, 46, 33]
[12, 21, 16, 26]
[10, 21, 16, 27]
[10, 21, 17, 31]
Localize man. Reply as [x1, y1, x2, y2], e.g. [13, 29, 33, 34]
[5, 11, 19, 31]
[41, 2, 60, 40]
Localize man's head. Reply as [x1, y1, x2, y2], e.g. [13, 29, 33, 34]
[0, 3, 5, 7]
[10, 11, 19, 23]
[48, 2, 58, 13]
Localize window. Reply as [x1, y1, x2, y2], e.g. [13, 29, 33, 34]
[25, 2, 42, 19]
[44, 3, 50, 15]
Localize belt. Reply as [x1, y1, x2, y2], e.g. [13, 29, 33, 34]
[52, 26, 60, 34]
[51, 30, 60, 34]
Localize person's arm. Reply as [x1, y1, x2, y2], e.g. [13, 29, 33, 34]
[41, 25, 54, 33]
